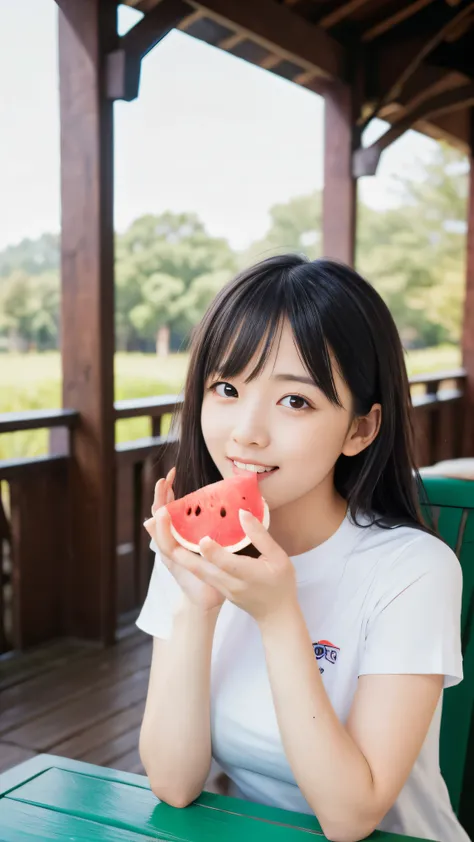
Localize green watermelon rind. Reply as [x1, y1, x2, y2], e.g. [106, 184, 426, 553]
[170, 498, 270, 555]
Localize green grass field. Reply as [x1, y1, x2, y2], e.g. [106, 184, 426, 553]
[0, 345, 461, 461]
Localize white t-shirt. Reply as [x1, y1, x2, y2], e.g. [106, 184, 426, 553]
[137, 512, 469, 842]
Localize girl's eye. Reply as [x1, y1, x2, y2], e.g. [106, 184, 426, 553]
[280, 395, 311, 411]
[212, 381, 238, 398]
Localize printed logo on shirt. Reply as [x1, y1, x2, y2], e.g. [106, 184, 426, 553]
[312, 640, 340, 674]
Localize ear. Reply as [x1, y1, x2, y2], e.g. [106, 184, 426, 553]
[341, 403, 382, 457]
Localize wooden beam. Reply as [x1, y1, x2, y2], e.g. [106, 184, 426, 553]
[445, 11, 474, 40]
[293, 69, 321, 86]
[188, 0, 344, 79]
[120, 0, 191, 58]
[362, 0, 436, 43]
[395, 67, 467, 109]
[361, 1, 474, 128]
[107, 0, 192, 100]
[323, 83, 357, 265]
[260, 54, 281, 70]
[126, 0, 160, 11]
[463, 108, 474, 456]
[217, 32, 245, 49]
[354, 81, 474, 176]
[319, 0, 374, 30]
[58, 0, 117, 643]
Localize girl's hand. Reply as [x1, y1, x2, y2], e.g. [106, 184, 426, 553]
[151, 466, 177, 513]
[144, 468, 225, 614]
[170, 510, 298, 625]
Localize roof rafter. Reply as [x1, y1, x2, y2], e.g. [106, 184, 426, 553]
[362, 0, 436, 42]
[319, 0, 374, 30]
[186, 0, 344, 79]
[360, 0, 474, 129]
[354, 81, 474, 176]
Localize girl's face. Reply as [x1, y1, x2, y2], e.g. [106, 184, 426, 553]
[201, 321, 377, 517]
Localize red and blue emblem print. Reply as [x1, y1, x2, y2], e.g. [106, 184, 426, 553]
[312, 640, 340, 674]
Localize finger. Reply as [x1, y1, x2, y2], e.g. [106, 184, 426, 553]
[154, 507, 180, 558]
[152, 507, 205, 570]
[152, 478, 166, 515]
[238, 510, 282, 559]
[199, 537, 255, 580]
[166, 466, 176, 486]
[172, 549, 237, 596]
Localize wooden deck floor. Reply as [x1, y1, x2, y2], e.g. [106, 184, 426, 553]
[0, 624, 151, 776]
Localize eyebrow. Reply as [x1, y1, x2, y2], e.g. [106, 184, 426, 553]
[271, 373, 317, 387]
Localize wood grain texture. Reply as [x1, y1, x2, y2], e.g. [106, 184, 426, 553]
[0, 799, 153, 841]
[322, 82, 357, 266]
[0, 754, 430, 841]
[0, 744, 36, 775]
[8, 458, 70, 649]
[0, 627, 150, 778]
[58, 0, 118, 643]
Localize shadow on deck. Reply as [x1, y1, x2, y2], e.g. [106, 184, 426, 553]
[0, 624, 150, 776]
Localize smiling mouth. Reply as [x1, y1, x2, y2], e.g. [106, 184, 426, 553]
[229, 459, 279, 476]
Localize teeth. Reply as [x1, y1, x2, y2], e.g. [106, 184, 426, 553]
[233, 461, 274, 473]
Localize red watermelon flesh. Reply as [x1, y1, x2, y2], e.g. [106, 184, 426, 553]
[166, 474, 270, 554]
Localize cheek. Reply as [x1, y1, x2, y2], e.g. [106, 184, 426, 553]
[201, 398, 226, 453]
[281, 411, 349, 467]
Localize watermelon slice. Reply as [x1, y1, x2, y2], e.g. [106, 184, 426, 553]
[166, 474, 270, 554]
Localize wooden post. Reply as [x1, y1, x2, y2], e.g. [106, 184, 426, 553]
[58, 0, 118, 643]
[322, 82, 357, 267]
[463, 109, 474, 457]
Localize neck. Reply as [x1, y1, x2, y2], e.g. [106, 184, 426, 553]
[268, 473, 347, 557]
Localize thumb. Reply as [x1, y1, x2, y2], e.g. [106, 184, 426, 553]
[238, 510, 281, 559]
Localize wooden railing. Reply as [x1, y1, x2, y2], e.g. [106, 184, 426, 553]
[0, 369, 467, 654]
[410, 368, 466, 467]
[114, 396, 182, 624]
[0, 399, 181, 655]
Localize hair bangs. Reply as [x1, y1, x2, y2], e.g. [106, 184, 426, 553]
[286, 271, 342, 407]
[201, 278, 287, 386]
[200, 261, 343, 408]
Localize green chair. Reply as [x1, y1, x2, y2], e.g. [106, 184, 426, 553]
[419, 474, 474, 837]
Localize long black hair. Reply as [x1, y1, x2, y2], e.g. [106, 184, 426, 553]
[170, 254, 426, 530]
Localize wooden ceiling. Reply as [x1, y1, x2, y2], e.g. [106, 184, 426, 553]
[123, 0, 474, 151]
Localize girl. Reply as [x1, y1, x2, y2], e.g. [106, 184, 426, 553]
[139, 254, 467, 842]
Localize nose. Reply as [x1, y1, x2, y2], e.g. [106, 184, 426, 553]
[231, 406, 270, 449]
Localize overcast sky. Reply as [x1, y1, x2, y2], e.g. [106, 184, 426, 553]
[0, 0, 440, 251]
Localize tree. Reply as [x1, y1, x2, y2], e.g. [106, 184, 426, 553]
[0, 233, 59, 278]
[115, 212, 236, 354]
[358, 144, 467, 346]
[0, 270, 60, 350]
[128, 273, 185, 356]
[241, 192, 321, 266]
[178, 269, 232, 328]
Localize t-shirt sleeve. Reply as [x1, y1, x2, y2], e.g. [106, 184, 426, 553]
[359, 532, 463, 688]
[135, 538, 184, 640]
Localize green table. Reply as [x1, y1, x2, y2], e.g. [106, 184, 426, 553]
[0, 754, 433, 841]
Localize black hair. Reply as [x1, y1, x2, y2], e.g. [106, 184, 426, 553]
[170, 254, 426, 531]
